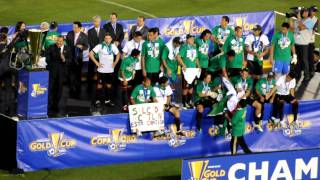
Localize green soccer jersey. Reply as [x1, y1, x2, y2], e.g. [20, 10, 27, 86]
[161, 45, 179, 81]
[212, 25, 234, 51]
[223, 35, 245, 69]
[131, 84, 156, 104]
[195, 37, 210, 68]
[208, 54, 226, 72]
[194, 81, 213, 103]
[232, 107, 247, 137]
[43, 31, 61, 49]
[231, 76, 253, 93]
[179, 44, 198, 68]
[119, 56, 138, 80]
[271, 31, 295, 62]
[255, 78, 276, 96]
[142, 39, 164, 73]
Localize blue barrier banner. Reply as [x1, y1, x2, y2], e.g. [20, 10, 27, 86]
[5, 11, 275, 43]
[182, 148, 320, 180]
[17, 100, 320, 172]
[17, 70, 49, 119]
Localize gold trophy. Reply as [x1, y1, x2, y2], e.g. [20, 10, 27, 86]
[28, 29, 43, 69]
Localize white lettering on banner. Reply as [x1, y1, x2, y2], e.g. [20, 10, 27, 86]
[249, 161, 269, 180]
[226, 158, 319, 180]
[295, 157, 318, 179]
[270, 160, 293, 180]
[228, 163, 246, 180]
[129, 103, 164, 133]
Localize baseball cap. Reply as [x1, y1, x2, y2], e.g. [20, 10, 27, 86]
[252, 24, 262, 31]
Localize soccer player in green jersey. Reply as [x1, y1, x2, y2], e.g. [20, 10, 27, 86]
[211, 16, 234, 55]
[232, 68, 263, 132]
[141, 28, 164, 84]
[269, 22, 296, 79]
[162, 37, 182, 83]
[223, 26, 246, 77]
[177, 34, 200, 108]
[230, 99, 252, 155]
[255, 72, 277, 124]
[194, 73, 217, 131]
[195, 29, 212, 79]
[119, 49, 140, 112]
[130, 77, 157, 104]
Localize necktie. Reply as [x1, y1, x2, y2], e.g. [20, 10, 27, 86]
[112, 24, 116, 33]
[96, 28, 99, 37]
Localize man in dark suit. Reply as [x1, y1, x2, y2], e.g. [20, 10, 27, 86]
[46, 36, 72, 116]
[87, 15, 106, 93]
[66, 21, 88, 99]
[129, 16, 149, 40]
[103, 12, 124, 50]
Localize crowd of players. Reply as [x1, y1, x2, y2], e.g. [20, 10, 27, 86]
[0, 7, 319, 154]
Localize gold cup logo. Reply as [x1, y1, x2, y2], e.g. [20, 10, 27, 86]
[111, 129, 122, 143]
[183, 20, 193, 34]
[51, 133, 63, 155]
[188, 160, 209, 180]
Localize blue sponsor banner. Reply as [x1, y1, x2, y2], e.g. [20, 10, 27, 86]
[17, 100, 320, 172]
[17, 70, 49, 119]
[182, 148, 320, 180]
[4, 11, 275, 44]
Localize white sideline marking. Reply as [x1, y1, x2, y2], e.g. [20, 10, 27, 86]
[274, 11, 320, 36]
[98, 0, 157, 18]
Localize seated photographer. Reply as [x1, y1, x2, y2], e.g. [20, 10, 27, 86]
[154, 76, 184, 135]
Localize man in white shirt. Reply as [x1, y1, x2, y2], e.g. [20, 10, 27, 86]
[122, 31, 144, 87]
[267, 72, 299, 128]
[245, 25, 270, 80]
[154, 76, 184, 135]
[89, 33, 120, 108]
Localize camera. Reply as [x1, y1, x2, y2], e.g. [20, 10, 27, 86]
[285, 7, 304, 18]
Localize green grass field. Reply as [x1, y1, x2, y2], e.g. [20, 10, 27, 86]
[0, 0, 319, 179]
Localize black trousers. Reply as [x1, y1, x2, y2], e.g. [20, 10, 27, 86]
[147, 72, 159, 85]
[230, 136, 252, 155]
[272, 94, 298, 122]
[132, 70, 143, 88]
[295, 44, 310, 80]
[49, 65, 66, 113]
[0, 71, 17, 116]
[67, 61, 83, 98]
[87, 60, 96, 92]
[308, 43, 315, 76]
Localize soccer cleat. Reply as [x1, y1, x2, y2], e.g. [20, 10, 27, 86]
[254, 123, 264, 132]
[105, 100, 115, 107]
[95, 100, 102, 108]
[280, 120, 287, 129]
[122, 105, 128, 112]
[176, 131, 186, 137]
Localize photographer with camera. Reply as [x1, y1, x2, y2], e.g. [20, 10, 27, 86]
[289, 8, 314, 82]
